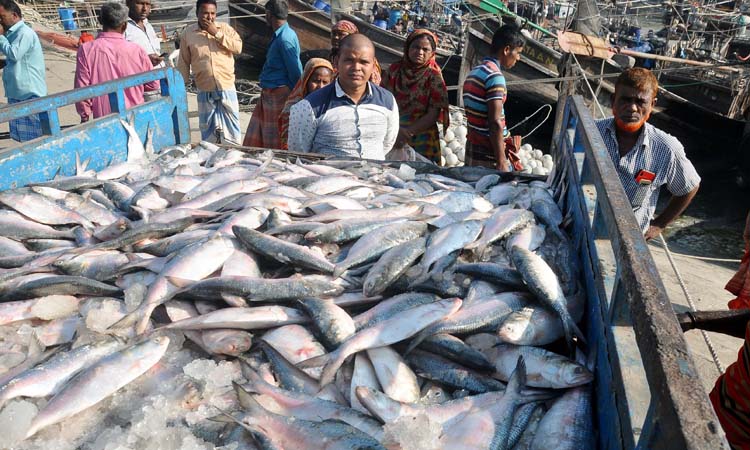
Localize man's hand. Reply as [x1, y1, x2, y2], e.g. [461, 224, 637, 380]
[644, 223, 664, 241]
[148, 53, 164, 66]
[495, 158, 511, 172]
[0, 24, 5, 35]
[200, 19, 218, 36]
[396, 128, 413, 147]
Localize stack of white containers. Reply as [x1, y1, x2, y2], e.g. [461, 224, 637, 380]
[438, 108, 554, 175]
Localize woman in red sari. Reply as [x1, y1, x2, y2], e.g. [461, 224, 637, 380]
[381, 29, 449, 163]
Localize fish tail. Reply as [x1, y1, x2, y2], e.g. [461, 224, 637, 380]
[233, 381, 264, 412]
[506, 355, 526, 400]
[318, 350, 345, 388]
[559, 308, 587, 354]
[296, 352, 331, 369]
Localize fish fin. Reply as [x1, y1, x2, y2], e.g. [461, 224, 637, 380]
[296, 352, 330, 369]
[165, 276, 194, 289]
[233, 381, 268, 415]
[107, 302, 153, 336]
[518, 388, 559, 403]
[332, 264, 347, 279]
[221, 294, 248, 307]
[209, 407, 264, 442]
[205, 414, 235, 424]
[560, 309, 587, 355]
[403, 327, 434, 355]
[75, 152, 91, 176]
[26, 330, 46, 357]
[130, 205, 150, 222]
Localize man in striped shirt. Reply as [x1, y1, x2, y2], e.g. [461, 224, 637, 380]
[462, 25, 524, 171]
[596, 68, 701, 240]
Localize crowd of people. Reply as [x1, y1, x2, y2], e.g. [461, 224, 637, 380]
[0, 0, 501, 166]
[0, 0, 705, 238]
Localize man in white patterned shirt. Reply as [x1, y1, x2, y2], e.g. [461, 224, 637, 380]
[596, 68, 700, 240]
[288, 34, 399, 159]
[125, 0, 163, 67]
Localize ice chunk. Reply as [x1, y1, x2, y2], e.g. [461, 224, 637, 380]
[0, 399, 38, 446]
[85, 299, 127, 332]
[398, 163, 416, 181]
[124, 283, 148, 312]
[183, 359, 241, 391]
[30, 295, 79, 321]
[382, 412, 442, 450]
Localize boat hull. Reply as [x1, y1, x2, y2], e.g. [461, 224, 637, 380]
[228, 0, 462, 98]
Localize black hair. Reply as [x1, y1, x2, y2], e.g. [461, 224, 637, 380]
[420, 34, 436, 51]
[196, 0, 217, 12]
[265, 0, 289, 20]
[0, 0, 21, 18]
[490, 24, 524, 54]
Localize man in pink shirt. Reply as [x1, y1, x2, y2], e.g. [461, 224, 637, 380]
[74, 2, 159, 122]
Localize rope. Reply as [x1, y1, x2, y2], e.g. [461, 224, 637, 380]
[507, 103, 553, 139]
[659, 234, 725, 374]
[649, 239, 742, 263]
[571, 53, 607, 118]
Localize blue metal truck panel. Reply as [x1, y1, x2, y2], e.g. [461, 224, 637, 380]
[0, 68, 189, 190]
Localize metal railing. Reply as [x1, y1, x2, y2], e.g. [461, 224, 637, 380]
[552, 95, 729, 449]
[0, 68, 190, 191]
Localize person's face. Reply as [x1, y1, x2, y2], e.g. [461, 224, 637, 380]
[331, 29, 350, 49]
[129, 0, 152, 21]
[337, 45, 375, 91]
[197, 3, 216, 25]
[408, 35, 434, 66]
[0, 6, 17, 29]
[499, 45, 523, 69]
[306, 67, 333, 94]
[612, 85, 656, 132]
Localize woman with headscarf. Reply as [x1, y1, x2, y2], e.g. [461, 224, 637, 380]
[278, 57, 334, 149]
[382, 29, 449, 163]
[330, 20, 358, 62]
[330, 19, 382, 84]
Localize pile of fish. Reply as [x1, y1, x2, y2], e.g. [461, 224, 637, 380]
[0, 137, 593, 450]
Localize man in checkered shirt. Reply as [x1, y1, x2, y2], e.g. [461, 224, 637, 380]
[596, 68, 701, 240]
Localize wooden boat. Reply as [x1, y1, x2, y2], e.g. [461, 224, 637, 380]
[227, 0, 463, 94]
[460, 12, 622, 107]
[228, 0, 332, 67]
[149, 1, 194, 22]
